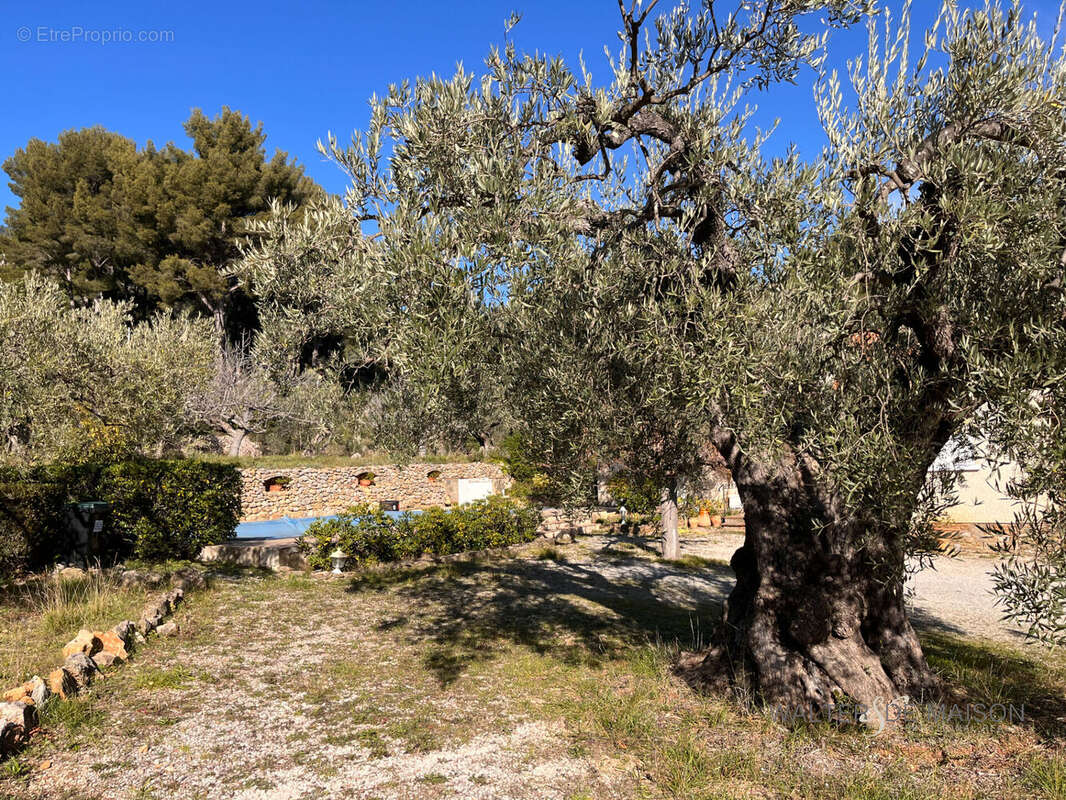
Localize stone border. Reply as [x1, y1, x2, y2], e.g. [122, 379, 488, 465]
[0, 568, 206, 758]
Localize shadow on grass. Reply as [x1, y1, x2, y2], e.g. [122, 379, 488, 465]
[921, 630, 1066, 740]
[344, 552, 731, 687]
[341, 546, 1066, 743]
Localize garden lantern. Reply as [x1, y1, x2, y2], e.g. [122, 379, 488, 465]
[329, 548, 348, 574]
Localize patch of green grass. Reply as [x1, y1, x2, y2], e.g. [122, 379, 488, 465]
[194, 450, 490, 469]
[533, 546, 566, 561]
[922, 631, 1066, 737]
[129, 780, 160, 800]
[1025, 754, 1066, 800]
[131, 665, 195, 690]
[662, 554, 726, 570]
[655, 731, 715, 796]
[417, 773, 448, 785]
[355, 729, 391, 758]
[38, 696, 107, 736]
[387, 717, 441, 753]
[1, 756, 29, 779]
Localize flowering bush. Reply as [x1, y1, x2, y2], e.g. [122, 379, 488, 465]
[298, 496, 541, 571]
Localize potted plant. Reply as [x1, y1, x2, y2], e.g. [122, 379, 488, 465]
[702, 499, 725, 527]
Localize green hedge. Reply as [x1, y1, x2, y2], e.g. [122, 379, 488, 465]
[298, 495, 541, 571]
[0, 480, 69, 576]
[0, 460, 241, 574]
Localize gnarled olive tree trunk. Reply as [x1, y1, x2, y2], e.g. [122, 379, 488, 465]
[683, 443, 940, 716]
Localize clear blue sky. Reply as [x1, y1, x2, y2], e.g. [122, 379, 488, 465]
[1, 0, 1061, 214]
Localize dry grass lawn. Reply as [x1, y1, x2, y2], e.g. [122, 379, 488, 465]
[0, 537, 1063, 799]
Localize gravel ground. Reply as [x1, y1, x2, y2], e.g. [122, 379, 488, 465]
[0, 535, 1033, 799]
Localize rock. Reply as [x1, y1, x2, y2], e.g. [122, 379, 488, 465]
[2, 683, 32, 704]
[96, 630, 129, 661]
[93, 651, 119, 669]
[144, 573, 167, 589]
[0, 720, 21, 754]
[137, 614, 160, 636]
[155, 596, 172, 616]
[172, 568, 206, 591]
[62, 629, 102, 659]
[28, 677, 49, 707]
[0, 701, 38, 733]
[46, 668, 77, 700]
[156, 621, 179, 637]
[112, 621, 136, 645]
[63, 653, 98, 690]
[169, 587, 184, 606]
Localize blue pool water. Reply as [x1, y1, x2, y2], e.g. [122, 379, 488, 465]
[234, 510, 416, 539]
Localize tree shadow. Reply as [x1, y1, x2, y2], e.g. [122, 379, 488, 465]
[342, 543, 1066, 741]
[344, 551, 732, 687]
[920, 630, 1066, 741]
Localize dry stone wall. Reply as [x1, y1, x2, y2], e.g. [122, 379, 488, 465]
[240, 462, 510, 521]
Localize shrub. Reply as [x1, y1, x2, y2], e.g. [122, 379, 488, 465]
[606, 472, 660, 514]
[298, 495, 541, 570]
[0, 459, 241, 574]
[99, 460, 241, 561]
[497, 433, 574, 506]
[0, 478, 69, 576]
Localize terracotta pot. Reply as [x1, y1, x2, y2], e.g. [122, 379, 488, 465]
[267, 484, 283, 493]
[359, 478, 373, 487]
[709, 515, 724, 528]
[695, 510, 712, 528]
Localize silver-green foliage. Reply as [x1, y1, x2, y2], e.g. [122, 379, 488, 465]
[248, 2, 1065, 636]
[0, 271, 215, 462]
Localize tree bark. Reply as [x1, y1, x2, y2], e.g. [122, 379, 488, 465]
[660, 480, 680, 560]
[681, 455, 940, 724]
[224, 426, 248, 457]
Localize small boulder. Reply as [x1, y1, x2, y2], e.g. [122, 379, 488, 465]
[2, 683, 32, 704]
[0, 701, 38, 733]
[112, 620, 136, 644]
[137, 613, 162, 636]
[62, 629, 102, 659]
[171, 568, 206, 591]
[28, 676, 49, 707]
[47, 668, 77, 700]
[93, 651, 120, 669]
[156, 621, 179, 637]
[119, 569, 145, 588]
[96, 630, 129, 661]
[63, 653, 98, 690]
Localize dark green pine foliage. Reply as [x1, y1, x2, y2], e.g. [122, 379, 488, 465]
[2, 107, 322, 338]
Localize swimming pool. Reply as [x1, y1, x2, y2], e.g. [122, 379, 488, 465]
[234, 510, 418, 539]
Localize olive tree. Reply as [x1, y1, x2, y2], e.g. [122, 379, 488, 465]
[0, 271, 215, 462]
[300, 0, 1066, 712]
